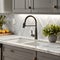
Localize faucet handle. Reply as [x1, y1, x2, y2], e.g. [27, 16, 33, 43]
[31, 30, 35, 37]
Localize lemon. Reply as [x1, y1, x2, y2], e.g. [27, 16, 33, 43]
[5, 29, 10, 33]
[2, 30, 5, 34]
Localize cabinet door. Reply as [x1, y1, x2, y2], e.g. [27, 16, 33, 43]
[3, 57, 15, 60]
[3, 44, 36, 60]
[37, 52, 60, 60]
[56, 0, 60, 13]
[58, 0, 60, 8]
[12, 0, 30, 13]
[52, 0, 60, 14]
[12, 0, 28, 13]
[0, 0, 12, 13]
[32, 0, 54, 14]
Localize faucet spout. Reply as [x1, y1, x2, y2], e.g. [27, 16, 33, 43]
[23, 15, 38, 39]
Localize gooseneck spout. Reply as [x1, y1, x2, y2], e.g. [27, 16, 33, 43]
[23, 15, 37, 39]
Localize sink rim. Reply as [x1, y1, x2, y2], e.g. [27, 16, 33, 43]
[3, 38, 35, 44]
[24, 41, 60, 48]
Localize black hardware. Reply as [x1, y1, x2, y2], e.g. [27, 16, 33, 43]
[29, 6, 31, 9]
[23, 15, 37, 39]
[54, 0, 58, 9]
[54, 5, 58, 8]
[11, 50, 15, 53]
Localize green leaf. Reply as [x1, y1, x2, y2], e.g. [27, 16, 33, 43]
[43, 24, 60, 37]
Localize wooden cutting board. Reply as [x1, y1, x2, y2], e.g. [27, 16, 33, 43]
[0, 32, 13, 36]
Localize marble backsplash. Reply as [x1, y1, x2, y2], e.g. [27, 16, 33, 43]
[3, 14, 60, 41]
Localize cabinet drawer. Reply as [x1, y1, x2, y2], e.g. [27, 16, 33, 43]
[4, 57, 15, 60]
[3, 45, 35, 60]
[37, 52, 60, 60]
[0, 48, 1, 55]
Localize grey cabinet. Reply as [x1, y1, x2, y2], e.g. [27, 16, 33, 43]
[12, 0, 55, 14]
[0, 0, 12, 13]
[37, 51, 60, 60]
[58, 0, 60, 8]
[3, 57, 15, 60]
[12, 0, 60, 14]
[32, 0, 54, 13]
[2, 44, 60, 60]
[3, 44, 36, 60]
[12, 0, 31, 13]
[56, 0, 60, 13]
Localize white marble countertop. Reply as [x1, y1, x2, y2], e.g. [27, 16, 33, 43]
[0, 35, 60, 56]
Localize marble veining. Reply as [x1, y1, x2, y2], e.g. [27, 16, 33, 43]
[0, 36, 60, 56]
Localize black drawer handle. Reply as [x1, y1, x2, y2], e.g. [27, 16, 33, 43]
[29, 6, 31, 9]
[54, 5, 58, 8]
[10, 50, 15, 53]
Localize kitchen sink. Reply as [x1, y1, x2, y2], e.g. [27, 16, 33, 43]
[25, 41, 49, 46]
[25, 41, 60, 49]
[3, 38, 34, 44]
[3, 38, 60, 49]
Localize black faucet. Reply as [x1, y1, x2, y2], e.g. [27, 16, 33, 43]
[23, 15, 37, 39]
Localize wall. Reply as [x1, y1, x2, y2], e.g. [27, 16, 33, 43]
[4, 14, 60, 41]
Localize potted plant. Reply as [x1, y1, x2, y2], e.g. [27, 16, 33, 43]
[43, 24, 60, 43]
[0, 15, 6, 29]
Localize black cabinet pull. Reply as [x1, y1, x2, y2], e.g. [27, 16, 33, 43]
[10, 50, 15, 53]
[29, 6, 31, 9]
[54, 5, 58, 8]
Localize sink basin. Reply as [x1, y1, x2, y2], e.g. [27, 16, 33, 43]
[3, 38, 34, 44]
[25, 41, 60, 48]
[25, 41, 38, 46]
[25, 41, 48, 46]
